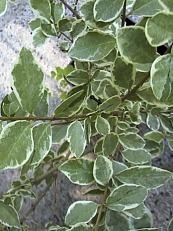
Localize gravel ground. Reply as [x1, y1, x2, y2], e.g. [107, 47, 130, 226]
[1, 1, 173, 230]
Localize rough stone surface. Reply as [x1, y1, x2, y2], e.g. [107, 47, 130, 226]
[1, 1, 173, 231]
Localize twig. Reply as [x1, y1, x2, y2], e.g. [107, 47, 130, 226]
[60, 31, 73, 42]
[121, 0, 127, 27]
[59, 0, 81, 19]
[74, 0, 79, 11]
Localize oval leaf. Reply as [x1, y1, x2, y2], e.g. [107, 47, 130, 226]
[59, 158, 94, 185]
[30, 0, 51, 20]
[0, 121, 33, 170]
[106, 184, 147, 212]
[93, 155, 113, 186]
[0, 0, 7, 17]
[117, 26, 156, 64]
[65, 201, 98, 226]
[99, 96, 121, 113]
[67, 121, 86, 158]
[95, 116, 110, 136]
[103, 133, 119, 156]
[119, 133, 145, 150]
[116, 166, 172, 189]
[0, 201, 20, 228]
[145, 11, 173, 47]
[69, 31, 116, 62]
[12, 48, 45, 114]
[52, 124, 68, 144]
[122, 149, 151, 165]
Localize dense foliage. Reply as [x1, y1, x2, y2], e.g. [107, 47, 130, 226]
[0, 0, 173, 230]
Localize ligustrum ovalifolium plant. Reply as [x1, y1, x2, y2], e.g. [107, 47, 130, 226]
[0, 0, 173, 230]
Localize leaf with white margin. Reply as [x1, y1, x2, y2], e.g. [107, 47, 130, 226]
[119, 133, 145, 150]
[59, 158, 94, 185]
[117, 26, 156, 64]
[69, 31, 116, 62]
[30, 0, 51, 20]
[106, 184, 147, 212]
[67, 121, 86, 158]
[150, 54, 173, 100]
[31, 122, 52, 166]
[0, 201, 20, 228]
[145, 12, 173, 47]
[123, 203, 145, 219]
[94, 0, 124, 22]
[52, 124, 68, 144]
[32, 28, 48, 47]
[68, 223, 92, 230]
[122, 149, 151, 165]
[12, 48, 45, 114]
[0, 0, 7, 17]
[159, 0, 173, 12]
[95, 116, 110, 136]
[116, 166, 172, 189]
[65, 201, 99, 226]
[0, 121, 33, 170]
[103, 133, 119, 156]
[144, 131, 164, 143]
[93, 155, 113, 186]
[99, 96, 121, 113]
[130, 0, 163, 16]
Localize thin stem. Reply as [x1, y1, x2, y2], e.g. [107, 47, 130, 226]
[94, 185, 109, 231]
[59, 0, 81, 19]
[74, 0, 79, 11]
[121, 0, 127, 27]
[60, 31, 73, 42]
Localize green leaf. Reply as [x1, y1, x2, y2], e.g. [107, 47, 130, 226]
[146, 113, 160, 130]
[52, 124, 68, 144]
[130, 0, 163, 16]
[57, 141, 69, 156]
[145, 12, 173, 47]
[71, 20, 86, 39]
[103, 133, 119, 156]
[117, 26, 156, 64]
[0, 121, 33, 170]
[168, 217, 173, 231]
[41, 23, 56, 36]
[69, 31, 116, 62]
[68, 223, 92, 231]
[95, 116, 110, 136]
[67, 121, 86, 158]
[66, 70, 89, 86]
[0, 201, 20, 228]
[59, 158, 94, 185]
[150, 54, 173, 100]
[112, 57, 135, 89]
[122, 149, 151, 165]
[119, 133, 145, 150]
[0, 0, 7, 17]
[106, 184, 147, 212]
[94, 137, 104, 155]
[34, 89, 49, 117]
[112, 160, 127, 176]
[160, 115, 173, 133]
[29, 17, 42, 31]
[0, 122, 2, 134]
[32, 28, 48, 47]
[65, 201, 98, 226]
[54, 90, 84, 118]
[53, 2, 65, 23]
[30, 0, 51, 20]
[105, 210, 130, 231]
[12, 48, 45, 114]
[124, 203, 145, 219]
[94, 0, 124, 22]
[99, 96, 121, 113]
[116, 166, 172, 189]
[159, 0, 173, 12]
[144, 131, 164, 143]
[133, 207, 153, 229]
[31, 122, 52, 166]
[93, 156, 113, 186]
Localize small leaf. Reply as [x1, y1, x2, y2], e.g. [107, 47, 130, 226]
[150, 54, 173, 100]
[159, 0, 173, 12]
[30, 0, 51, 20]
[122, 149, 151, 165]
[99, 96, 121, 113]
[105, 210, 130, 231]
[52, 124, 68, 144]
[94, 0, 124, 22]
[68, 223, 92, 231]
[119, 133, 145, 150]
[93, 156, 113, 186]
[168, 217, 173, 231]
[12, 48, 45, 114]
[59, 158, 94, 185]
[69, 31, 116, 62]
[0, 121, 33, 170]
[124, 203, 145, 219]
[31, 122, 52, 166]
[146, 113, 160, 130]
[53, 2, 65, 23]
[133, 207, 154, 229]
[117, 26, 156, 64]
[34, 89, 49, 117]
[145, 12, 173, 47]
[54, 90, 84, 118]
[144, 131, 164, 143]
[116, 166, 172, 189]
[66, 70, 89, 86]
[95, 116, 110, 136]
[106, 184, 147, 212]
[0, 0, 7, 17]
[32, 28, 48, 47]
[0, 201, 20, 228]
[67, 121, 86, 158]
[112, 160, 127, 176]
[65, 201, 98, 226]
[103, 133, 119, 156]
[29, 17, 42, 31]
